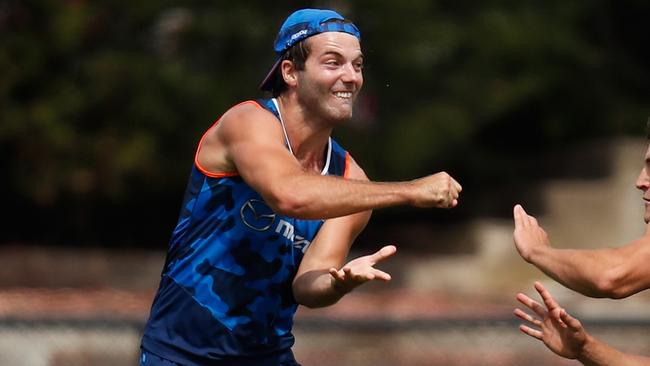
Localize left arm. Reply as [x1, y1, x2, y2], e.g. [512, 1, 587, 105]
[513, 205, 650, 298]
[292, 157, 396, 308]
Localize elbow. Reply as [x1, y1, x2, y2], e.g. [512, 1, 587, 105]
[296, 298, 328, 309]
[292, 274, 340, 308]
[292, 286, 334, 309]
[291, 286, 311, 307]
[297, 297, 338, 309]
[266, 186, 311, 218]
[291, 278, 310, 307]
[595, 271, 633, 299]
[292, 291, 311, 308]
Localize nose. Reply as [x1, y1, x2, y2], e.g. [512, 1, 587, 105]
[340, 63, 362, 85]
[636, 167, 650, 192]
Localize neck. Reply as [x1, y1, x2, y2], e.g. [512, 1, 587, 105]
[277, 94, 332, 173]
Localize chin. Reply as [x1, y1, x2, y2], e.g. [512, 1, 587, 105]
[335, 112, 353, 124]
[325, 106, 353, 123]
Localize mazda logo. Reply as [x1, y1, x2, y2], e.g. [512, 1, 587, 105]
[240, 199, 276, 231]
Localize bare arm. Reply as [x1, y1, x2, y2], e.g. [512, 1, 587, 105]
[513, 205, 650, 298]
[578, 336, 650, 366]
[292, 159, 396, 307]
[515, 282, 650, 366]
[199, 103, 462, 220]
[292, 215, 396, 308]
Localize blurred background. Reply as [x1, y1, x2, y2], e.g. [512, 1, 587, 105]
[1, 0, 650, 365]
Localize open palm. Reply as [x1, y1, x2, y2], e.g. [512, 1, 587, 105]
[329, 245, 396, 293]
[514, 282, 587, 359]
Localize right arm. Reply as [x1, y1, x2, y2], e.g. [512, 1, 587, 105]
[199, 103, 462, 219]
[513, 205, 650, 298]
[515, 282, 650, 366]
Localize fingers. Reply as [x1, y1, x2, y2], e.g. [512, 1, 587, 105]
[514, 308, 542, 327]
[445, 199, 456, 209]
[514, 204, 544, 229]
[450, 179, 461, 198]
[559, 308, 583, 331]
[427, 172, 461, 208]
[342, 266, 375, 281]
[534, 281, 561, 312]
[519, 324, 543, 340]
[334, 264, 393, 284]
[369, 245, 397, 265]
[449, 178, 461, 207]
[452, 178, 462, 193]
[371, 268, 392, 281]
[514, 302, 544, 342]
[513, 204, 524, 228]
[333, 245, 397, 287]
[343, 266, 353, 278]
[343, 266, 392, 282]
[329, 267, 345, 282]
[516, 292, 547, 318]
[513, 204, 529, 228]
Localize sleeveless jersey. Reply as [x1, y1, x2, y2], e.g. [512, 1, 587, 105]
[141, 98, 350, 365]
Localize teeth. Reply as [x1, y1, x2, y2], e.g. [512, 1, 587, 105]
[334, 92, 352, 99]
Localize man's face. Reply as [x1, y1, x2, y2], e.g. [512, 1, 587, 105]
[635, 144, 650, 223]
[294, 31, 363, 124]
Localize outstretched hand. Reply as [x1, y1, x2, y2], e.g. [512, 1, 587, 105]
[329, 245, 397, 294]
[513, 204, 551, 262]
[514, 281, 588, 360]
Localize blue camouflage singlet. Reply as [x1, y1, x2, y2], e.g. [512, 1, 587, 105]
[140, 98, 350, 365]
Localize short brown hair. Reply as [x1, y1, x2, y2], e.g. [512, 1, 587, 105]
[269, 39, 311, 97]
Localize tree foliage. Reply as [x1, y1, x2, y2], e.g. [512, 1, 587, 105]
[2, 0, 649, 246]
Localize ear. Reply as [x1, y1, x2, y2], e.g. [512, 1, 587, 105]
[280, 60, 298, 87]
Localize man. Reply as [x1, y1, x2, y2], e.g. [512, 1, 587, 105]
[512, 133, 650, 364]
[140, 8, 462, 366]
[515, 281, 650, 365]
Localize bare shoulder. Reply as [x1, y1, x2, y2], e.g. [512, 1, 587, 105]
[216, 101, 283, 142]
[198, 101, 282, 173]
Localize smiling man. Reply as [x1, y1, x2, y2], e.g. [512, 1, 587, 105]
[139, 8, 462, 366]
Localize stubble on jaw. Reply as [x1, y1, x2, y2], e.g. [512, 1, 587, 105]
[295, 79, 355, 126]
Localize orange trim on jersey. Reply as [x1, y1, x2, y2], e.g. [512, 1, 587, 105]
[194, 100, 263, 178]
[343, 152, 351, 179]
